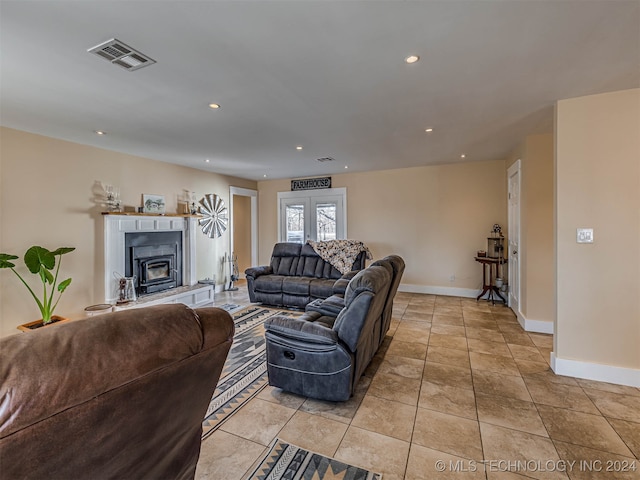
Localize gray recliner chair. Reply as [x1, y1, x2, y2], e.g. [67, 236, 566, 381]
[305, 255, 405, 346]
[263, 264, 392, 401]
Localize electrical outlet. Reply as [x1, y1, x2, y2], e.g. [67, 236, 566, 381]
[577, 228, 594, 243]
[449, 274, 456, 282]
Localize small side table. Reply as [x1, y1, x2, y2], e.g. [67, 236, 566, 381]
[474, 256, 507, 305]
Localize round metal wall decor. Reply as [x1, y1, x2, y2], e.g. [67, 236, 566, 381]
[198, 193, 228, 238]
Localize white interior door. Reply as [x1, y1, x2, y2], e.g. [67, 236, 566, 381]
[507, 160, 521, 312]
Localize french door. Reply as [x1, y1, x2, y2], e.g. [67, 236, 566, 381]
[278, 188, 346, 243]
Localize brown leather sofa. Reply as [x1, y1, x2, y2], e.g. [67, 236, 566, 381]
[0, 304, 234, 480]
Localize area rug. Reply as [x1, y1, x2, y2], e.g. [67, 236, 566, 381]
[245, 438, 383, 480]
[201, 306, 300, 439]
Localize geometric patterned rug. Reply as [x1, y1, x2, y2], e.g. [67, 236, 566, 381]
[245, 438, 383, 480]
[201, 306, 300, 439]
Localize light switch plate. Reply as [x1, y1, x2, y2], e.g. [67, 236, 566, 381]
[577, 228, 594, 243]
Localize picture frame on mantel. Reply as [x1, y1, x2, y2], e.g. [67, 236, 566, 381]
[142, 194, 166, 214]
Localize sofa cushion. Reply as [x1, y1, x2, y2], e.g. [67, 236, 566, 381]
[310, 278, 335, 299]
[255, 275, 286, 293]
[282, 276, 311, 295]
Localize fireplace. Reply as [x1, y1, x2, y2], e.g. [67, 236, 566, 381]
[103, 215, 198, 304]
[125, 231, 182, 296]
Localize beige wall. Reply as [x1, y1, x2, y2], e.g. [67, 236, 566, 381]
[232, 194, 252, 276]
[555, 89, 640, 370]
[258, 160, 507, 292]
[0, 127, 256, 337]
[506, 134, 555, 324]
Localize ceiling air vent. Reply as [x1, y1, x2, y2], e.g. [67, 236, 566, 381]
[316, 157, 335, 163]
[88, 38, 156, 71]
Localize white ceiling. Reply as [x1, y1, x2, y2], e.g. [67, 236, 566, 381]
[1, 1, 638, 181]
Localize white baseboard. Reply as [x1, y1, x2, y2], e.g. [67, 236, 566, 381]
[551, 353, 640, 388]
[514, 309, 554, 334]
[398, 283, 480, 299]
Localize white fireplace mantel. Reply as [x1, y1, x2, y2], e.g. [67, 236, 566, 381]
[103, 214, 198, 304]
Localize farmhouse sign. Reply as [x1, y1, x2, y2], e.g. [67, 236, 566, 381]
[291, 177, 332, 191]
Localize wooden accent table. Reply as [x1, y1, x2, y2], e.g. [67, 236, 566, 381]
[474, 256, 507, 304]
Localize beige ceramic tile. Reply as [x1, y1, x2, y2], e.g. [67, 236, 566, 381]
[429, 333, 468, 351]
[402, 311, 434, 322]
[423, 361, 474, 391]
[405, 443, 486, 479]
[299, 380, 368, 424]
[472, 369, 531, 401]
[405, 304, 435, 315]
[464, 318, 500, 331]
[277, 410, 348, 458]
[508, 344, 547, 363]
[387, 338, 428, 360]
[427, 345, 470, 368]
[335, 426, 410, 480]
[576, 379, 640, 397]
[430, 324, 467, 337]
[501, 332, 536, 347]
[418, 381, 478, 420]
[432, 314, 465, 326]
[582, 388, 640, 423]
[256, 385, 307, 409]
[220, 398, 296, 446]
[607, 417, 640, 459]
[523, 378, 599, 414]
[393, 326, 430, 346]
[523, 370, 579, 387]
[412, 408, 483, 460]
[528, 333, 553, 349]
[515, 359, 551, 375]
[465, 326, 506, 343]
[475, 392, 548, 436]
[467, 338, 513, 357]
[462, 310, 495, 321]
[433, 305, 463, 317]
[553, 440, 639, 480]
[536, 404, 633, 457]
[469, 351, 520, 376]
[377, 354, 425, 380]
[351, 395, 417, 442]
[479, 423, 568, 480]
[368, 369, 422, 406]
[196, 430, 266, 480]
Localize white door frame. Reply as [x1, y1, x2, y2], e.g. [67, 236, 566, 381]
[277, 187, 347, 242]
[507, 159, 521, 315]
[229, 186, 258, 268]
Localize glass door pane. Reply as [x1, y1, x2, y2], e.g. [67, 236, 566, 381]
[286, 203, 305, 243]
[315, 203, 337, 241]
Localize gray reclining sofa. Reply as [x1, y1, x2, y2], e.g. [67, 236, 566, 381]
[245, 242, 366, 308]
[263, 256, 404, 401]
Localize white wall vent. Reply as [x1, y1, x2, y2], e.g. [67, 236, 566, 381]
[316, 157, 335, 163]
[88, 38, 156, 71]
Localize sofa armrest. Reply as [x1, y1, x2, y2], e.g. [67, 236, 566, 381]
[245, 265, 273, 279]
[333, 270, 359, 295]
[194, 307, 235, 350]
[264, 315, 339, 345]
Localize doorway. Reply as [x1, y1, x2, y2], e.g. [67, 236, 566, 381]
[229, 187, 258, 276]
[507, 160, 521, 314]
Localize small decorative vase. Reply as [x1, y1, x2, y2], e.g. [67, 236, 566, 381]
[17, 315, 70, 332]
[495, 278, 504, 288]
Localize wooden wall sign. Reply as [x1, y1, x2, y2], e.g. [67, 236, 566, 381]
[291, 177, 332, 191]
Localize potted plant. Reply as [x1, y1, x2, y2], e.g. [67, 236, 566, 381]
[0, 246, 75, 331]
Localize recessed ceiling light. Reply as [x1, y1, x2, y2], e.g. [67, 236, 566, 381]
[404, 55, 420, 64]
[94, 130, 106, 135]
[296, 146, 303, 150]
[425, 128, 433, 133]
[461, 154, 466, 158]
[344, 166, 349, 169]
[263, 174, 267, 178]
[205, 159, 210, 163]
[208, 103, 220, 109]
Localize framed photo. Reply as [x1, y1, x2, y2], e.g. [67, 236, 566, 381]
[142, 194, 166, 214]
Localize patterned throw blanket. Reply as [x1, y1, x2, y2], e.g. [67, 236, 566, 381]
[307, 239, 373, 274]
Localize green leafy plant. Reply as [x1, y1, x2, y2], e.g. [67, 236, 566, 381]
[0, 246, 75, 324]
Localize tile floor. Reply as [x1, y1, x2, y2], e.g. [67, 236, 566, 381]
[196, 286, 640, 480]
